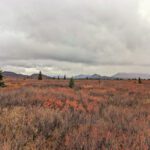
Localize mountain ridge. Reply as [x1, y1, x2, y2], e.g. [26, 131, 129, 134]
[2, 71, 150, 79]
[113, 72, 150, 79]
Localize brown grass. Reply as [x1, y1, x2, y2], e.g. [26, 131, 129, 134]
[0, 78, 150, 149]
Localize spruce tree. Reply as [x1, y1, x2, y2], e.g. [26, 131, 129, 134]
[0, 70, 5, 87]
[0, 70, 3, 80]
[38, 71, 42, 80]
[64, 75, 66, 80]
[138, 77, 142, 84]
[69, 77, 75, 88]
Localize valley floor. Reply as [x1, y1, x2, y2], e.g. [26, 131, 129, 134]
[0, 78, 150, 149]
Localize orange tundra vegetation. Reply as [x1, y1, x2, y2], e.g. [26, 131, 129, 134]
[0, 78, 150, 149]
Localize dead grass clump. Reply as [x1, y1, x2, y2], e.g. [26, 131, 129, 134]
[0, 88, 43, 108]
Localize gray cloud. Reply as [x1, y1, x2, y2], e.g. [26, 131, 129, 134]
[0, 0, 150, 75]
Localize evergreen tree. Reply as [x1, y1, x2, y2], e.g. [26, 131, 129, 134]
[0, 70, 3, 80]
[138, 77, 142, 84]
[38, 71, 42, 80]
[69, 77, 75, 88]
[0, 70, 5, 87]
[64, 75, 66, 80]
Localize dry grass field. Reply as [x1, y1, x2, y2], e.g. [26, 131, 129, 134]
[0, 78, 150, 150]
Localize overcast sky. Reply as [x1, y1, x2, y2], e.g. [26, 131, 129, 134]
[0, 0, 150, 76]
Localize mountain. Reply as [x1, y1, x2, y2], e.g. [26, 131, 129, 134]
[3, 71, 28, 78]
[91, 74, 101, 79]
[112, 73, 150, 79]
[3, 71, 51, 79]
[74, 74, 101, 79]
[4, 71, 150, 80]
[74, 74, 111, 80]
[30, 73, 52, 79]
[74, 74, 92, 79]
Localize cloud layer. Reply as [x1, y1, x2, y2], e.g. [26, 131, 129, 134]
[0, 0, 150, 75]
